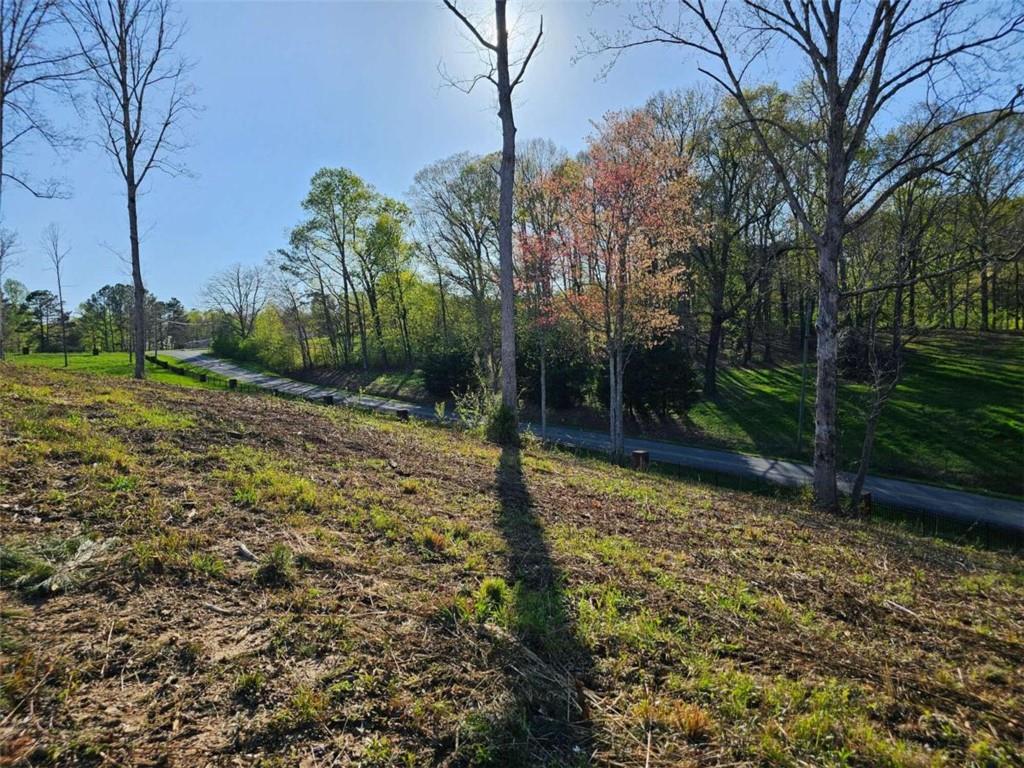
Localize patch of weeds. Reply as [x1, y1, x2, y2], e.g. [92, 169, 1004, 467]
[218, 447, 321, 513]
[283, 685, 327, 729]
[574, 583, 675, 656]
[455, 709, 530, 767]
[188, 552, 226, 579]
[128, 530, 215, 581]
[399, 478, 420, 495]
[474, 576, 513, 622]
[256, 544, 297, 587]
[106, 474, 138, 492]
[366, 505, 397, 538]
[360, 735, 396, 765]
[234, 670, 267, 705]
[632, 698, 714, 742]
[414, 526, 449, 556]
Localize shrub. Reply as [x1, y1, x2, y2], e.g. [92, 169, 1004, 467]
[422, 342, 477, 398]
[596, 337, 700, 416]
[485, 403, 519, 446]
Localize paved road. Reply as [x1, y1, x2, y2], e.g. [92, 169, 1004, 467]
[164, 349, 1024, 534]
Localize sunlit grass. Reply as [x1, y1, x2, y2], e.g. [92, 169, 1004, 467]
[10, 351, 219, 389]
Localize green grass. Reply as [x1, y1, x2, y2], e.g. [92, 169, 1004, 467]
[685, 331, 1024, 497]
[10, 351, 221, 390]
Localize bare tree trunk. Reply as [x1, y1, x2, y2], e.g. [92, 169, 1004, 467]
[1011, 260, 1019, 329]
[539, 330, 547, 439]
[609, 345, 625, 461]
[127, 194, 145, 377]
[812, 210, 842, 510]
[703, 313, 724, 397]
[848, 405, 878, 515]
[355, 293, 369, 370]
[366, 286, 388, 367]
[980, 264, 990, 331]
[0, 284, 5, 361]
[495, 0, 518, 418]
[435, 266, 449, 345]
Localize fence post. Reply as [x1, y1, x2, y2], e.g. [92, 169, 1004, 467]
[631, 450, 650, 471]
[228, 378, 237, 390]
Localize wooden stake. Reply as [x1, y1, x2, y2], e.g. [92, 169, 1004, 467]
[631, 450, 650, 471]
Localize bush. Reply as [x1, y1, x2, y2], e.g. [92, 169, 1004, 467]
[485, 403, 519, 445]
[596, 338, 700, 416]
[212, 309, 300, 372]
[422, 342, 477, 398]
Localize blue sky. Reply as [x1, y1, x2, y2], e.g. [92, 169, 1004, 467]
[3, 1, 715, 308]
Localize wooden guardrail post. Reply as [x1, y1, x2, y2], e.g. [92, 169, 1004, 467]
[631, 450, 650, 471]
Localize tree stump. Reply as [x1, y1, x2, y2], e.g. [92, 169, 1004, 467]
[228, 379, 238, 390]
[631, 450, 650, 471]
[396, 409, 410, 421]
[93, 348, 100, 356]
[22, 346, 29, 355]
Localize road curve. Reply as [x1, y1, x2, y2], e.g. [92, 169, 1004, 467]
[163, 349, 1024, 534]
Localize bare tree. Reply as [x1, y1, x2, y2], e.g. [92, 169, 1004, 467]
[41, 222, 68, 366]
[1, 0, 83, 211]
[442, 0, 543, 429]
[0, 226, 18, 358]
[204, 263, 268, 341]
[593, 0, 1024, 510]
[65, 0, 194, 379]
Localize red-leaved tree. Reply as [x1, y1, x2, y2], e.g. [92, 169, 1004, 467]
[548, 111, 700, 459]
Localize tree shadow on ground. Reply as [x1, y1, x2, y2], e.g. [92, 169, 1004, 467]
[488, 443, 596, 765]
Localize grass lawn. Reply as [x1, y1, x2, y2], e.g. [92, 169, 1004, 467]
[1, 362, 1022, 766]
[8, 351, 223, 390]
[685, 331, 1024, 497]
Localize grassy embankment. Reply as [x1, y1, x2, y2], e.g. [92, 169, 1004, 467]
[9, 352, 226, 390]
[1, 362, 1021, 766]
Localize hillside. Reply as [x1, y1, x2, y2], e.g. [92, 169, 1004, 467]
[1, 364, 1022, 767]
